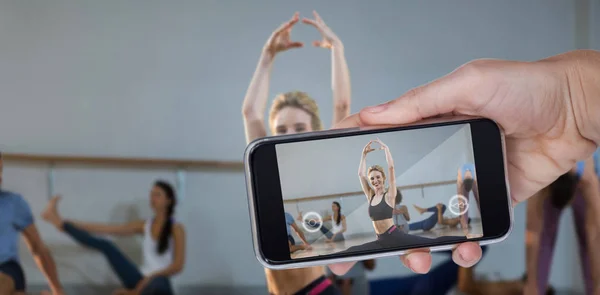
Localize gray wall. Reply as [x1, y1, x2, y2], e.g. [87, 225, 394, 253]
[0, 0, 594, 293]
[277, 124, 465, 199]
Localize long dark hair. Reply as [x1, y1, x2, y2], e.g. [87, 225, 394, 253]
[332, 201, 341, 225]
[154, 180, 177, 254]
[395, 188, 403, 205]
[548, 172, 577, 209]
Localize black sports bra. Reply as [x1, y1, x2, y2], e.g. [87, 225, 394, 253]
[369, 192, 394, 221]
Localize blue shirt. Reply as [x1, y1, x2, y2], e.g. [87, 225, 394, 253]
[575, 161, 586, 179]
[285, 212, 294, 236]
[460, 163, 476, 179]
[0, 190, 34, 264]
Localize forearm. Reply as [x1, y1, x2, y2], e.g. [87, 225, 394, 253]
[331, 43, 351, 124]
[358, 155, 367, 176]
[384, 149, 395, 169]
[242, 52, 274, 142]
[33, 247, 63, 293]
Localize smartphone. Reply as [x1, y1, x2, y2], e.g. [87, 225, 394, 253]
[244, 116, 513, 269]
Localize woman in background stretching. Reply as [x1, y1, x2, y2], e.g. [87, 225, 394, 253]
[524, 152, 600, 295]
[42, 180, 185, 295]
[242, 11, 351, 295]
[298, 201, 347, 244]
[410, 203, 469, 232]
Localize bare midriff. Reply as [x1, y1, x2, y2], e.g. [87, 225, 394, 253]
[265, 267, 325, 295]
[372, 218, 395, 235]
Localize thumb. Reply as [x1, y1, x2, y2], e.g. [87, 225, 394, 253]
[358, 65, 481, 126]
[288, 42, 304, 49]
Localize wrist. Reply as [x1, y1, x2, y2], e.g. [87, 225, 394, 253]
[331, 39, 344, 51]
[259, 50, 276, 66]
[561, 50, 600, 147]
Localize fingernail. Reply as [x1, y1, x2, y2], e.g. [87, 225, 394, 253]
[403, 256, 416, 273]
[459, 248, 477, 263]
[364, 102, 389, 113]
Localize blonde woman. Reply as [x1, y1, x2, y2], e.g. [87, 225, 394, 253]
[242, 11, 350, 295]
[340, 139, 462, 253]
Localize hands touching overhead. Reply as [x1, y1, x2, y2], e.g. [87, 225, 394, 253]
[263, 11, 342, 60]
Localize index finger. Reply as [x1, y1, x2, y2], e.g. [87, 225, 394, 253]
[275, 12, 300, 34]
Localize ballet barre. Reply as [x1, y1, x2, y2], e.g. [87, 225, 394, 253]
[284, 179, 456, 204]
[2, 152, 244, 201]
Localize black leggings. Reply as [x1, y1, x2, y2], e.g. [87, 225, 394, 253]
[340, 225, 463, 253]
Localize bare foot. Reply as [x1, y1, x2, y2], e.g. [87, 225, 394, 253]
[42, 195, 63, 226]
[412, 204, 425, 214]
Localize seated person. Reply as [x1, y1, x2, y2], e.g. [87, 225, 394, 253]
[297, 201, 347, 243]
[409, 203, 471, 232]
[285, 212, 312, 253]
[392, 189, 411, 233]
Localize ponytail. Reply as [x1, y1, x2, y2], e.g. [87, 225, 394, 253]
[333, 201, 341, 225]
[154, 180, 176, 254]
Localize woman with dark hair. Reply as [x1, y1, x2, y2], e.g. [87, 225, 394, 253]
[299, 201, 347, 243]
[524, 153, 600, 295]
[391, 189, 411, 234]
[41, 180, 185, 295]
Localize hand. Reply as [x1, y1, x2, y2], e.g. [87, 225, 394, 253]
[328, 50, 600, 275]
[134, 276, 153, 295]
[362, 141, 375, 155]
[302, 11, 340, 49]
[263, 12, 303, 58]
[436, 203, 443, 210]
[373, 138, 388, 151]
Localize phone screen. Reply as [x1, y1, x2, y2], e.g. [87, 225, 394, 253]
[274, 123, 483, 259]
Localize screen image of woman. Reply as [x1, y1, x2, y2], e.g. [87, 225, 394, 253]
[337, 138, 465, 254]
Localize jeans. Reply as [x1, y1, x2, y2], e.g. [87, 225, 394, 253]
[305, 222, 345, 242]
[63, 222, 173, 295]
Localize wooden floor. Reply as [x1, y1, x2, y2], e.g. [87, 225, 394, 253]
[292, 222, 483, 259]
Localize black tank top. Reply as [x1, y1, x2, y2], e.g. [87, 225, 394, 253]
[369, 192, 394, 221]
